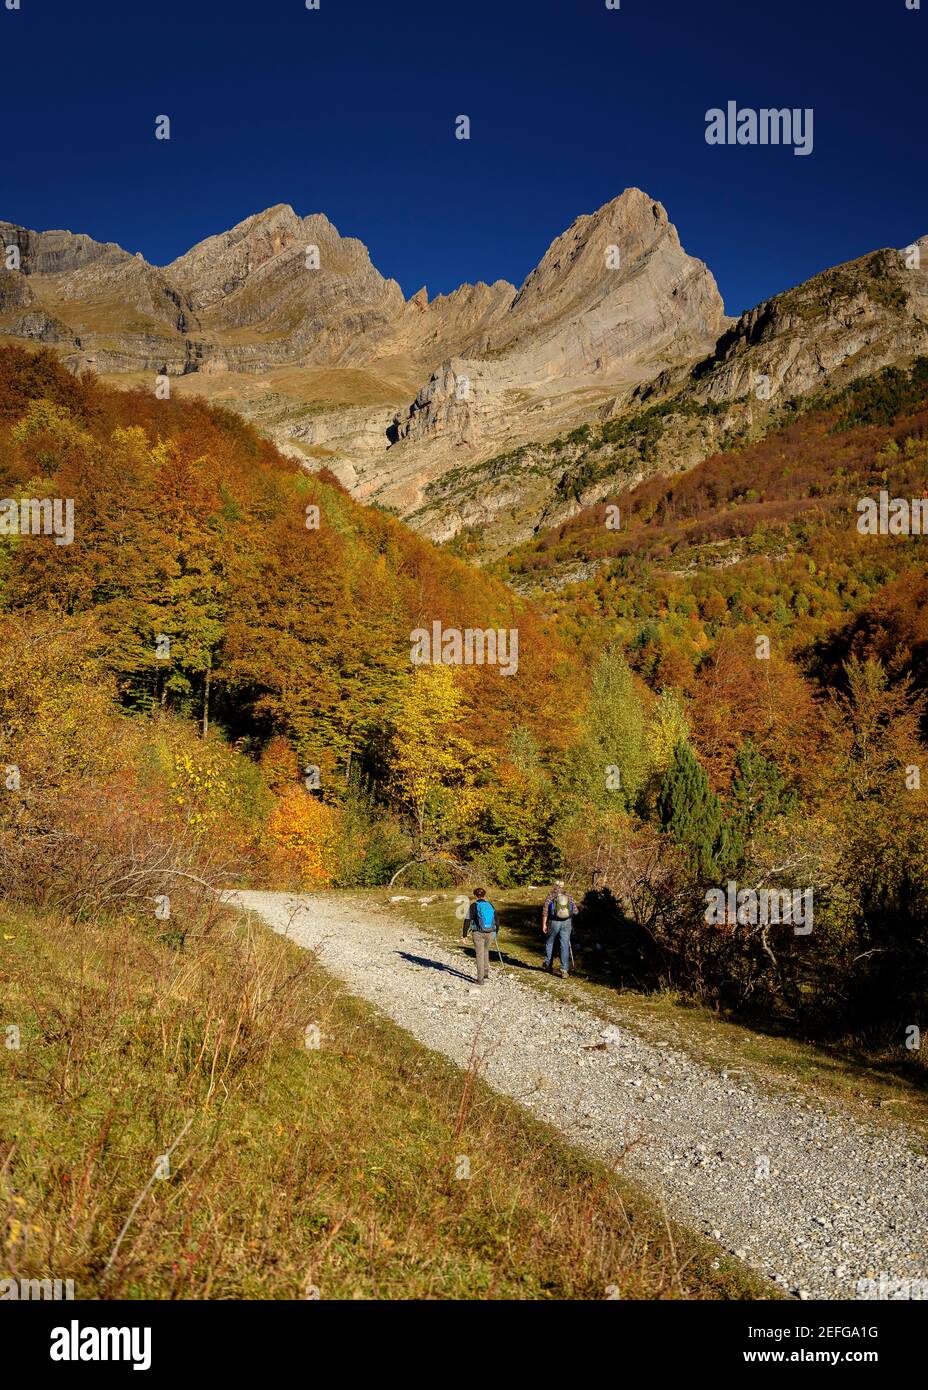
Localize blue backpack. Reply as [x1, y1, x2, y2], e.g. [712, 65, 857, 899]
[473, 899, 495, 932]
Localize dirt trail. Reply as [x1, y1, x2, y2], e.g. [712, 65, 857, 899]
[229, 889, 928, 1301]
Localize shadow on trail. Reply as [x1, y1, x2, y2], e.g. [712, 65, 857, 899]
[396, 951, 473, 983]
[397, 944, 543, 980]
[460, 936, 542, 972]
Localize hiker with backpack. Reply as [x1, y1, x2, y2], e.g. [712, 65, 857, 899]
[542, 880, 576, 978]
[463, 887, 497, 986]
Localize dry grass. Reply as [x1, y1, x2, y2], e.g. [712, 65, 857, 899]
[98, 362, 410, 415]
[0, 901, 770, 1300]
[24, 281, 178, 340]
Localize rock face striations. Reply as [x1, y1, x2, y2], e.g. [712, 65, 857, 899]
[0, 206, 409, 376]
[688, 242, 928, 405]
[2, 194, 926, 554]
[384, 190, 728, 494]
[165, 205, 407, 370]
[483, 188, 725, 370]
[0, 223, 196, 372]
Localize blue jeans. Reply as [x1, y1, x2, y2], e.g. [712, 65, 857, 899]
[545, 921, 572, 972]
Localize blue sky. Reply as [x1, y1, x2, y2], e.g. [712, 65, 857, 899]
[2, 0, 925, 315]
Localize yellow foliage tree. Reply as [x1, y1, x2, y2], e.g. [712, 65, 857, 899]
[647, 688, 692, 779]
[388, 665, 473, 851]
[259, 735, 299, 793]
[266, 786, 342, 888]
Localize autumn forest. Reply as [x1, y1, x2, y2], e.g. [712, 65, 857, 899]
[1, 344, 926, 1056]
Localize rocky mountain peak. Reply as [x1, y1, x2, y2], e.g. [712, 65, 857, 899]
[166, 204, 308, 310]
[479, 187, 725, 368]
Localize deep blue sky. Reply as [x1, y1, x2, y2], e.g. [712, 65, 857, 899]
[2, 0, 925, 315]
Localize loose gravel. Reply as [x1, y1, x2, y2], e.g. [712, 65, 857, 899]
[229, 889, 928, 1301]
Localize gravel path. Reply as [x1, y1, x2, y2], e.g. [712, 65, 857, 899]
[229, 889, 928, 1300]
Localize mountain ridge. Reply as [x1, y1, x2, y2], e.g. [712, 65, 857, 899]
[3, 194, 926, 559]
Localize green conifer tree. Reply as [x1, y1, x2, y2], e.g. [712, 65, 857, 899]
[657, 739, 740, 879]
[729, 739, 796, 848]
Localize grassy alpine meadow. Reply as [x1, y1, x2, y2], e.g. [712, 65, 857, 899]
[0, 899, 772, 1301]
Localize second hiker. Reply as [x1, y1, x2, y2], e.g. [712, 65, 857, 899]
[541, 880, 576, 978]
